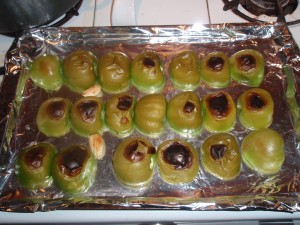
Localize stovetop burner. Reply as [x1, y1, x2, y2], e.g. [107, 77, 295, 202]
[241, 0, 298, 17]
[223, 0, 300, 25]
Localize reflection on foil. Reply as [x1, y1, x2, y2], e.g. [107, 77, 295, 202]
[0, 23, 300, 212]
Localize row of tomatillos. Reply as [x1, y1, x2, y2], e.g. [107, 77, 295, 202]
[15, 129, 284, 194]
[29, 49, 265, 94]
[37, 88, 274, 139]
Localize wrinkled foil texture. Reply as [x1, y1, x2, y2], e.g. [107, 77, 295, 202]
[0, 23, 300, 212]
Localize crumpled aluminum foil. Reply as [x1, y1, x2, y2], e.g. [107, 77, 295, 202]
[0, 23, 300, 212]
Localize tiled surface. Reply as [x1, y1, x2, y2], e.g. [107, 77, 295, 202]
[94, 0, 113, 26]
[208, 0, 247, 24]
[134, 0, 209, 25]
[94, 0, 209, 26]
[62, 0, 96, 27]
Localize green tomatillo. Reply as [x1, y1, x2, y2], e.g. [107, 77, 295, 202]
[16, 143, 57, 190]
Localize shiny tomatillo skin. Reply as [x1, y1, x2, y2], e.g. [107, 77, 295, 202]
[52, 145, 96, 194]
[169, 51, 200, 91]
[29, 54, 63, 91]
[199, 52, 230, 88]
[105, 93, 135, 137]
[63, 50, 98, 93]
[98, 51, 131, 94]
[167, 91, 203, 137]
[241, 128, 285, 175]
[237, 88, 274, 130]
[202, 91, 236, 133]
[131, 51, 165, 93]
[112, 137, 156, 188]
[134, 94, 166, 137]
[71, 96, 103, 137]
[16, 143, 57, 190]
[201, 133, 241, 181]
[37, 97, 72, 137]
[157, 139, 199, 184]
[230, 49, 265, 87]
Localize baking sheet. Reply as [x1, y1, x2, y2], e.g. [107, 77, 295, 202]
[0, 23, 300, 212]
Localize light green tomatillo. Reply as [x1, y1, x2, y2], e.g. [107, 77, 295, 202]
[16, 143, 57, 190]
[98, 51, 131, 94]
[63, 49, 98, 93]
[230, 49, 265, 87]
[71, 96, 103, 137]
[29, 54, 63, 91]
[169, 50, 200, 91]
[37, 97, 72, 137]
[112, 137, 156, 188]
[52, 145, 97, 194]
[131, 51, 165, 93]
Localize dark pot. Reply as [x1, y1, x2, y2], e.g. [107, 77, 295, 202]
[0, 0, 81, 34]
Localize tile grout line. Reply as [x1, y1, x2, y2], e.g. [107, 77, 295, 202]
[206, 0, 211, 24]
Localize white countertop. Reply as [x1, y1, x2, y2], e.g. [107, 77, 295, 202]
[1, 0, 300, 223]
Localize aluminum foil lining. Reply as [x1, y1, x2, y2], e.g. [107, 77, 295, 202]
[0, 23, 300, 212]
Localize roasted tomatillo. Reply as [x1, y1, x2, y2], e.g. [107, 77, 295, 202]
[29, 54, 63, 91]
[63, 50, 98, 93]
[202, 91, 236, 133]
[157, 139, 199, 184]
[167, 91, 202, 137]
[201, 133, 241, 181]
[169, 50, 200, 91]
[241, 128, 285, 175]
[52, 145, 96, 194]
[16, 143, 57, 190]
[37, 97, 72, 137]
[112, 137, 156, 188]
[105, 93, 135, 137]
[98, 51, 131, 94]
[237, 88, 274, 130]
[131, 51, 165, 93]
[230, 49, 265, 87]
[134, 94, 166, 137]
[71, 96, 103, 137]
[200, 51, 230, 88]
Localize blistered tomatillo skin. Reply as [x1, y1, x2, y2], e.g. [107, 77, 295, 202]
[71, 96, 103, 137]
[201, 133, 241, 181]
[237, 88, 274, 130]
[16, 143, 57, 190]
[230, 49, 265, 87]
[157, 139, 199, 184]
[37, 97, 72, 137]
[167, 91, 203, 137]
[241, 128, 285, 175]
[199, 52, 231, 88]
[134, 94, 166, 137]
[63, 50, 98, 93]
[131, 51, 165, 93]
[105, 94, 135, 137]
[202, 91, 236, 133]
[52, 145, 96, 194]
[98, 51, 131, 94]
[169, 51, 200, 91]
[29, 54, 63, 91]
[112, 137, 156, 188]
